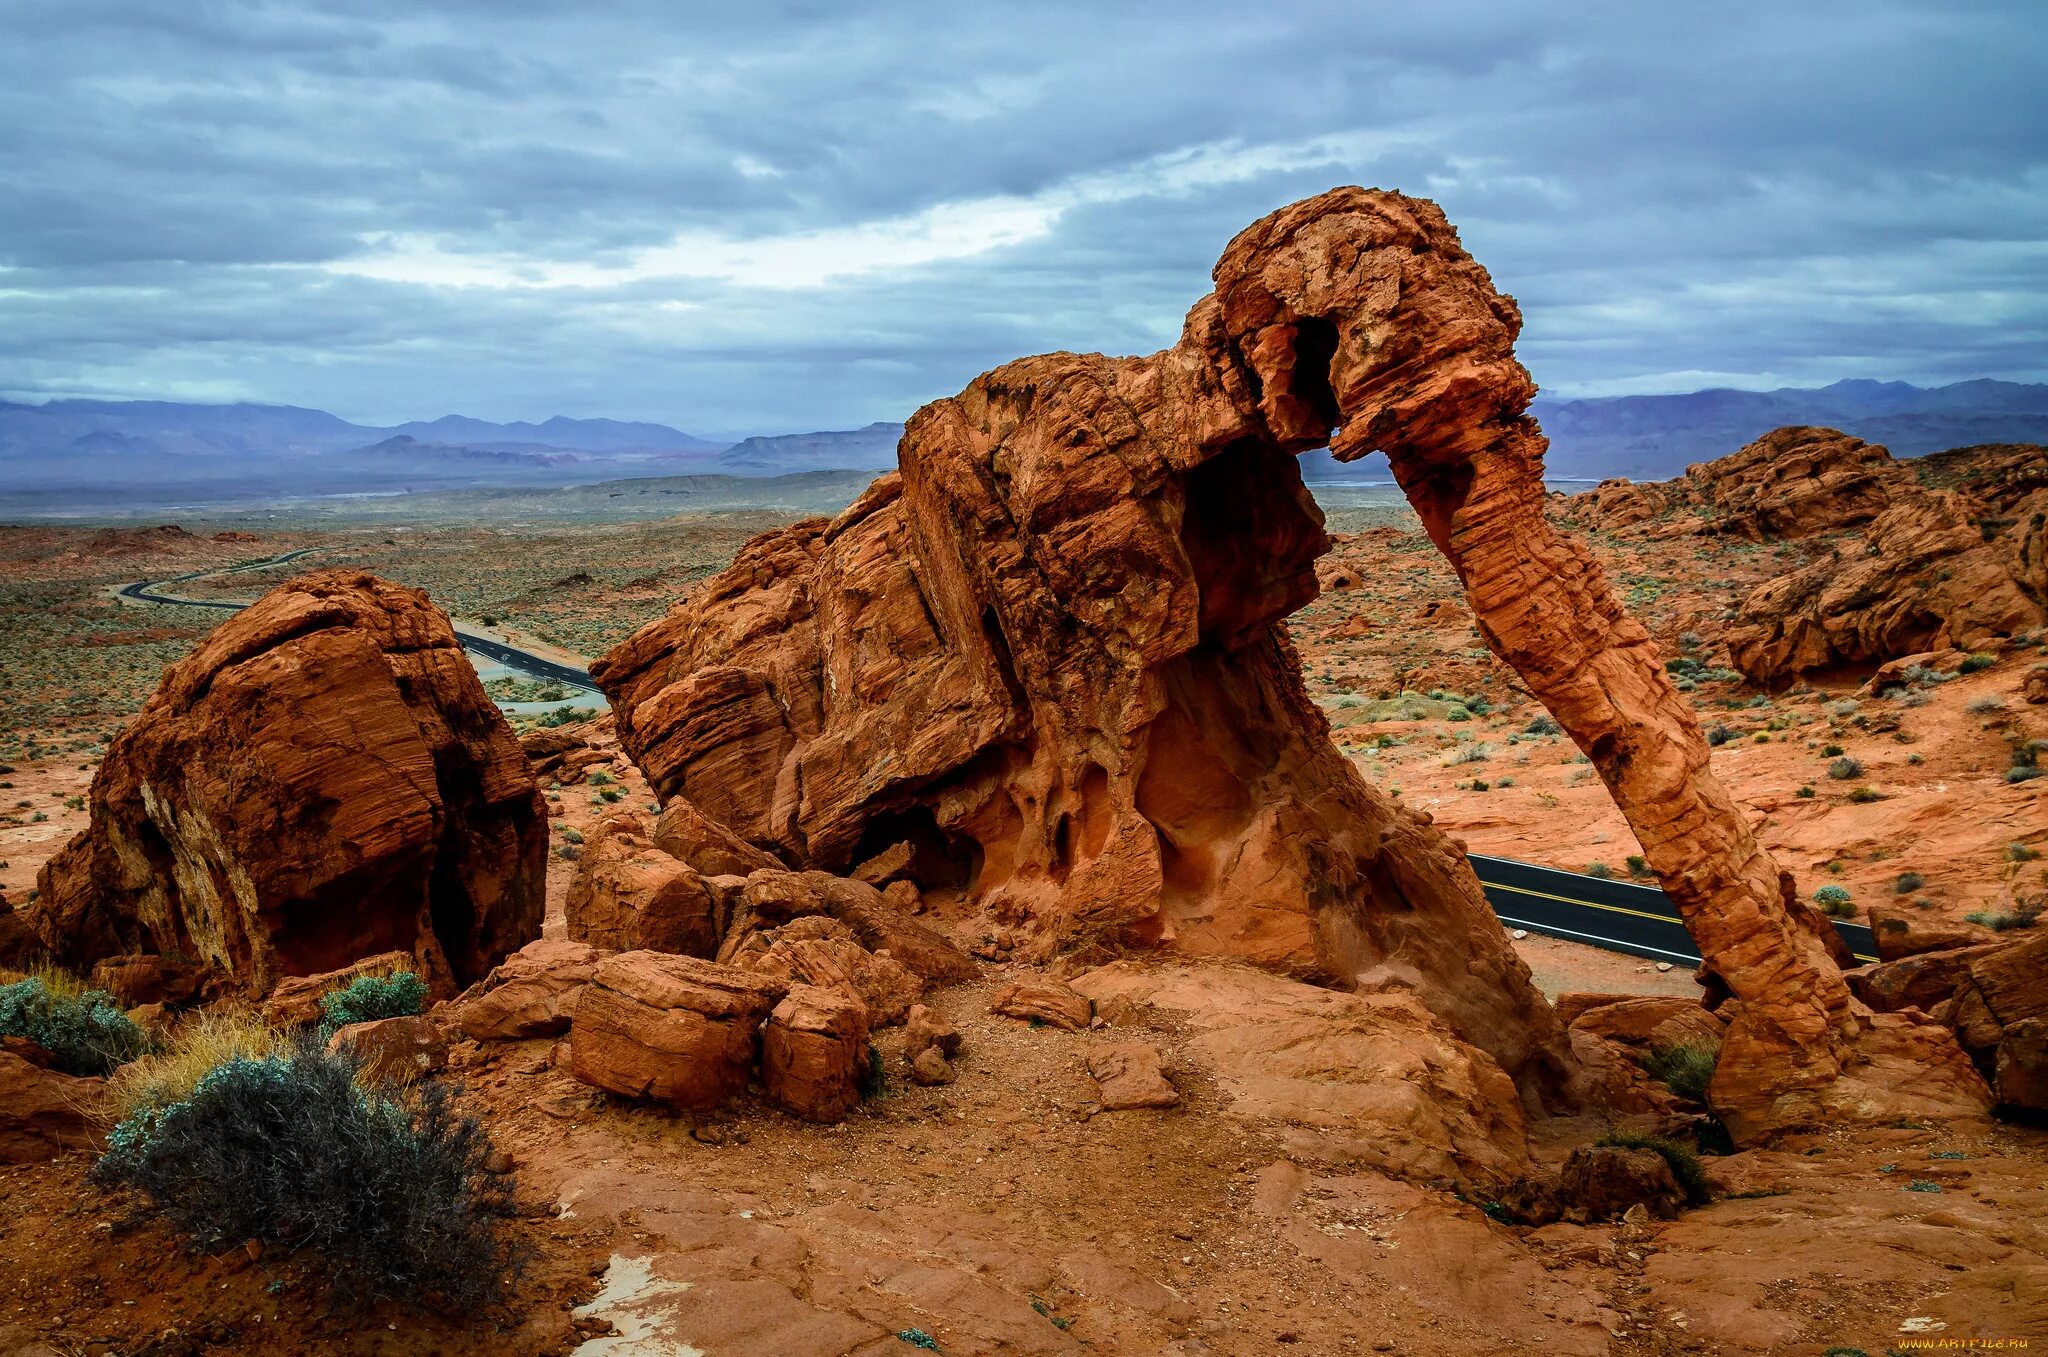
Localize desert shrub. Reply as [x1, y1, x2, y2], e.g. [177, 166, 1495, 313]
[1821, 743, 1845, 757]
[93, 1045, 522, 1312]
[1827, 756, 1863, 780]
[1848, 786, 1884, 804]
[1595, 1131, 1712, 1206]
[1523, 714, 1562, 737]
[1966, 695, 2007, 716]
[2008, 766, 2044, 784]
[1893, 872, 1925, 895]
[1966, 906, 2040, 932]
[1904, 663, 1954, 686]
[317, 971, 426, 1038]
[1639, 1040, 1718, 1104]
[537, 706, 595, 729]
[1894, 690, 1932, 708]
[1826, 698, 1860, 718]
[0, 976, 151, 1076]
[1706, 724, 1737, 747]
[106, 1008, 291, 1124]
[1957, 653, 1997, 674]
[1814, 884, 1855, 916]
[1625, 854, 1651, 878]
[1585, 862, 1614, 879]
[1677, 631, 1703, 649]
[2011, 842, 2041, 863]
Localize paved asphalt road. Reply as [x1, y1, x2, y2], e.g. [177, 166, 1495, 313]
[1471, 853, 1879, 965]
[123, 554, 1877, 967]
[121, 550, 602, 694]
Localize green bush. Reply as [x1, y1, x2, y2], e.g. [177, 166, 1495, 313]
[1639, 1040, 1718, 1103]
[1958, 653, 1997, 674]
[1595, 1131, 1712, 1206]
[1827, 756, 1862, 780]
[0, 977, 151, 1076]
[1814, 884, 1854, 916]
[1706, 724, 1737, 746]
[1848, 786, 1884, 804]
[1625, 854, 1651, 878]
[1522, 714, 1561, 737]
[93, 1045, 522, 1312]
[1893, 872, 1924, 894]
[318, 971, 426, 1038]
[1584, 862, 1614, 879]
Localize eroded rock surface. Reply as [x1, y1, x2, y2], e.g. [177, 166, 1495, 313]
[594, 187, 1985, 1137]
[30, 571, 546, 998]
[564, 811, 719, 957]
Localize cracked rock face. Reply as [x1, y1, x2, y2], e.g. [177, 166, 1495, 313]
[595, 188, 1985, 1132]
[30, 570, 546, 997]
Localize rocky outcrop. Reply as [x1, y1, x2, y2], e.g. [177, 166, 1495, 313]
[568, 951, 785, 1110]
[724, 871, 976, 987]
[1728, 490, 2045, 683]
[564, 812, 720, 957]
[1072, 961, 1533, 1188]
[1559, 428, 1906, 540]
[1847, 929, 2047, 1113]
[1555, 434, 2046, 686]
[595, 187, 1986, 1139]
[29, 571, 546, 998]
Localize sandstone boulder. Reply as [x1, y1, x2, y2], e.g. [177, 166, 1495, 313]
[0, 903, 39, 971]
[325, 1014, 449, 1084]
[565, 812, 718, 957]
[903, 1003, 962, 1062]
[30, 571, 546, 998]
[1566, 996, 1724, 1051]
[990, 977, 1092, 1031]
[568, 952, 785, 1110]
[1846, 942, 2007, 1014]
[724, 915, 922, 1026]
[761, 984, 870, 1122]
[1086, 1042, 1180, 1110]
[519, 722, 613, 785]
[731, 871, 975, 986]
[0, 1052, 100, 1163]
[443, 938, 605, 1041]
[1559, 1145, 1685, 1223]
[652, 798, 782, 878]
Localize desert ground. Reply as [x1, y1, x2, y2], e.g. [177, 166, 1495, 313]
[1, 434, 2044, 1357]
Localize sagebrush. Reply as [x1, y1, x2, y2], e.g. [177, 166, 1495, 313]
[93, 1043, 523, 1313]
[0, 975, 151, 1076]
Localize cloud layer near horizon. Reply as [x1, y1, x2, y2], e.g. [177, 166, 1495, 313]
[3, 0, 2044, 437]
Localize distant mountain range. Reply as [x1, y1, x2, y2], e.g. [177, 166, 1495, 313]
[1299, 378, 2048, 482]
[0, 399, 908, 506]
[5, 379, 2044, 514]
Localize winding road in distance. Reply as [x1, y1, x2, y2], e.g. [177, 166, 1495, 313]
[120, 551, 1877, 966]
[118, 548, 602, 694]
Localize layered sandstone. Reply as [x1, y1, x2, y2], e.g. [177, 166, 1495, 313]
[596, 188, 1984, 1137]
[29, 571, 547, 997]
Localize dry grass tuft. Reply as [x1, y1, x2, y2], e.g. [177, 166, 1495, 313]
[104, 1007, 292, 1122]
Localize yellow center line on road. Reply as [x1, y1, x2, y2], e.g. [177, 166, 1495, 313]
[1480, 879, 1678, 924]
[1481, 878, 1878, 964]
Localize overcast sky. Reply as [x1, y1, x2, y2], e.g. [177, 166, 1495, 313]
[2, 0, 2043, 438]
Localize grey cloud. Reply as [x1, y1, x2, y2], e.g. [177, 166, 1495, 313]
[1, 0, 2043, 434]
